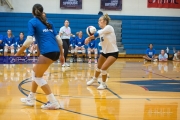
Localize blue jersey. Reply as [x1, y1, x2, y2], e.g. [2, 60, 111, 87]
[16, 37, 26, 47]
[28, 17, 59, 54]
[146, 48, 156, 58]
[75, 37, 85, 47]
[0, 35, 4, 47]
[70, 36, 76, 47]
[3, 36, 15, 46]
[88, 40, 96, 49]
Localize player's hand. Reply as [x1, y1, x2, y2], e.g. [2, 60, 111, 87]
[85, 37, 91, 44]
[59, 55, 65, 65]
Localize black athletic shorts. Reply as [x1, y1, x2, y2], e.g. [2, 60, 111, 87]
[42, 52, 60, 61]
[101, 52, 119, 59]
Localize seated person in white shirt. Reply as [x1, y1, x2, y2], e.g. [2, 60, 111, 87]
[173, 50, 180, 62]
[158, 50, 168, 62]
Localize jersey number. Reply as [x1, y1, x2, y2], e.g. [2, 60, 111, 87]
[101, 37, 104, 42]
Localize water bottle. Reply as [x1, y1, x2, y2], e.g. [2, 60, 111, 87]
[166, 47, 169, 53]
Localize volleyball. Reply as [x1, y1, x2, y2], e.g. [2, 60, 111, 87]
[86, 26, 97, 36]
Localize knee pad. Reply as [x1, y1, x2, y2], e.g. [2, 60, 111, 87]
[11, 49, 14, 53]
[96, 67, 101, 72]
[71, 49, 74, 54]
[82, 49, 85, 54]
[4, 48, 8, 52]
[94, 49, 98, 54]
[101, 70, 107, 75]
[34, 77, 47, 87]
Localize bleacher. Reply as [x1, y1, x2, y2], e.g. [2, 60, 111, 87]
[0, 12, 180, 56]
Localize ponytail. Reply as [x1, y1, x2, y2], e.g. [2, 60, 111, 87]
[32, 4, 52, 29]
[101, 13, 111, 25]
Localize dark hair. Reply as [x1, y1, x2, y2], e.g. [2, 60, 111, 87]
[19, 32, 24, 35]
[32, 4, 52, 29]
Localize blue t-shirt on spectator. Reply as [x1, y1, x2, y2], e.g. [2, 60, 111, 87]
[70, 36, 76, 48]
[3, 35, 15, 46]
[75, 37, 85, 47]
[88, 40, 96, 49]
[146, 48, 156, 58]
[16, 37, 26, 47]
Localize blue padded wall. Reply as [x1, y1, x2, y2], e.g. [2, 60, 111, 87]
[0, 13, 180, 55]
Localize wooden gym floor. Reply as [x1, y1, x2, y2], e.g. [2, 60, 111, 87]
[0, 58, 180, 120]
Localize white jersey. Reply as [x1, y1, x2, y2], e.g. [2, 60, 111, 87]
[59, 26, 71, 39]
[97, 25, 119, 54]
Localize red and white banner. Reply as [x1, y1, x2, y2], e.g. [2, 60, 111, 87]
[148, 0, 180, 8]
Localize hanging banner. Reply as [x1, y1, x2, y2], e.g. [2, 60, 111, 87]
[101, 0, 122, 10]
[60, 0, 82, 9]
[148, 0, 180, 9]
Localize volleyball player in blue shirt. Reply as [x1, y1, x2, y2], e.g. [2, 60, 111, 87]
[4, 30, 15, 56]
[15, 4, 64, 110]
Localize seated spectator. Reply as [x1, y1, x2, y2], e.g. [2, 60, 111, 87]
[4, 30, 15, 56]
[16, 32, 26, 56]
[74, 31, 85, 62]
[143, 44, 158, 62]
[173, 50, 180, 61]
[158, 50, 168, 62]
[69, 32, 78, 62]
[88, 40, 98, 64]
[0, 34, 4, 54]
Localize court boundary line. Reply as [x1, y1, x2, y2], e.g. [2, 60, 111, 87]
[18, 78, 108, 120]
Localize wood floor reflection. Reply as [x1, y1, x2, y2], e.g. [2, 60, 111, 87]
[0, 59, 180, 120]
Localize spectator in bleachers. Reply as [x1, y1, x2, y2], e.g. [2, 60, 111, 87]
[74, 31, 86, 62]
[59, 20, 71, 67]
[143, 44, 158, 62]
[0, 34, 4, 54]
[4, 30, 15, 56]
[158, 50, 168, 62]
[69, 32, 78, 62]
[173, 50, 180, 61]
[88, 40, 98, 64]
[16, 32, 26, 56]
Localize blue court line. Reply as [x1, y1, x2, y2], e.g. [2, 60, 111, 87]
[18, 78, 108, 120]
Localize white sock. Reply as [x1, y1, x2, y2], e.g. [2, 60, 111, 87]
[101, 81, 106, 84]
[28, 92, 35, 98]
[47, 93, 56, 103]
